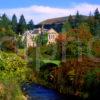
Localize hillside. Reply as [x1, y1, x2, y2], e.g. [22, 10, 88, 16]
[39, 15, 88, 25]
[39, 16, 68, 25]
[35, 15, 88, 32]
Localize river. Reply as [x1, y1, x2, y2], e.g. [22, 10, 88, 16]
[22, 83, 81, 100]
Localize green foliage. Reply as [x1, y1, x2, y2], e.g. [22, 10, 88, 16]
[0, 51, 28, 81]
[92, 38, 100, 57]
[84, 70, 97, 90]
[74, 11, 84, 28]
[16, 35, 25, 49]
[68, 15, 74, 28]
[66, 41, 80, 58]
[0, 14, 15, 37]
[0, 14, 11, 28]
[94, 21, 100, 37]
[62, 21, 71, 33]
[93, 8, 100, 37]
[17, 14, 27, 34]
[0, 51, 31, 99]
[12, 14, 17, 33]
[94, 8, 100, 20]
[27, 20, 34, 30]
[84, 68, 100, 99]
[88, 12, 95, 35]
[56, 40, 92, 59]
[36, 33, 48, 46]
[39, 44, 57, 60]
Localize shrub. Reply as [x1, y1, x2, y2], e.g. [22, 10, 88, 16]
[0, 51, 31, 99]
[0, 37, 17, 53]
[84, 68, 100, 99]
[51, 57, 100, 95]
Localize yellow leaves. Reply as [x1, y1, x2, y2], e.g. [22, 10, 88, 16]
[67, 68, 76, 81]
[68, 68, 75, 76]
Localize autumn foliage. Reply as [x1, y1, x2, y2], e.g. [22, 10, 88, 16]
[51, 56, 100, 95]
[56, 34, 67, 42]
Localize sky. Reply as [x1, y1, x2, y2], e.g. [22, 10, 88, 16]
[0, 0, 100, 24]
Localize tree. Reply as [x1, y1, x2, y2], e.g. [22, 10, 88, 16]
[78, 22, 92, 41]
[94, 8, 100, 20]
[94, 8, 100, 37]
[88, 12, 95, 35]
[74, 11, 82, 28]
[94, 22, 100, 37]
[17, 14, 27, 34]
[12, 14, 17, 33]
[0, 14, 11, 28]
[68, 15, 74, 28]
[27, 20, 34, 30]
[36, 33, 48, 46]
[0, 14, 15, 36]
[56, 34, 67, 60]
[62, 21, 71, 33]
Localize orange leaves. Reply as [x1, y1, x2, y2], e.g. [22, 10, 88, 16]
[56, 34, 67, 42]
[78, 30, 92, 41]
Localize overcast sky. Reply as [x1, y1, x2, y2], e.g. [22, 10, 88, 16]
[0, 0, 100, 24]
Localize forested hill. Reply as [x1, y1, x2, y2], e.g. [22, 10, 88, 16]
[39, 16, 68, 24]
[39, 16, 88, 25]
[35, 15, 88, 32]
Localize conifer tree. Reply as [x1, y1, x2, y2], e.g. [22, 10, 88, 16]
[27, 20, 34, 30]
[12, 14, 17, 33]
[17, 14, 27, 34]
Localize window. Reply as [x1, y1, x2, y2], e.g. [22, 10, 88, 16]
[49, 35, 50, 39]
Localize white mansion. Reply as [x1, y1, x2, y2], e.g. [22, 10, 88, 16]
[22, 28, 59, 47]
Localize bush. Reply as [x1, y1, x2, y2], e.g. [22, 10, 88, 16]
[66, 41, 92, 58]
[51, 57, 100, 95]
[16, 35, 26, 49]
[84, 68, 100, 99]
[0, 51, 31, 99]
[0, 37, 17, 53]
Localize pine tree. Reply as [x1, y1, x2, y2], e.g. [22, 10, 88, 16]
[27, 20, 34, 30]
[94, 8, 100, 20]
[74, 11, 82, 28]
[88, 12, 95, 35]
[94, 8, 100, 37]
[0, 14, 15, 36]
[68, 15, 74, 28]
[12, 14, 17, 33]
[17, 14, 27, 34]
[1, 13, 11, 28]
[94, 21, 100, 37]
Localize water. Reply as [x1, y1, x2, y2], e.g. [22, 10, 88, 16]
[22, 83, 80, 100]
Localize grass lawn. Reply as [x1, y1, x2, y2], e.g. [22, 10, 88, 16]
[42, 59, 61, 66]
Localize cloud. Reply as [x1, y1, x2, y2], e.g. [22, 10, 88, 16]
[0, 3, 100, 24]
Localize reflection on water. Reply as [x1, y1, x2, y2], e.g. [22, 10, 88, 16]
[22, 83, 80, 100]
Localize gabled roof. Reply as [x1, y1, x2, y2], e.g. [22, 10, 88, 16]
[24, 28, 58, 35]
[31, 28, 48, 34]
[47, 28, 58, 34]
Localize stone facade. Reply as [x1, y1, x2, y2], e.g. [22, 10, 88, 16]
[23, 28, 59, 47]
[47, 29, 59, 44]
